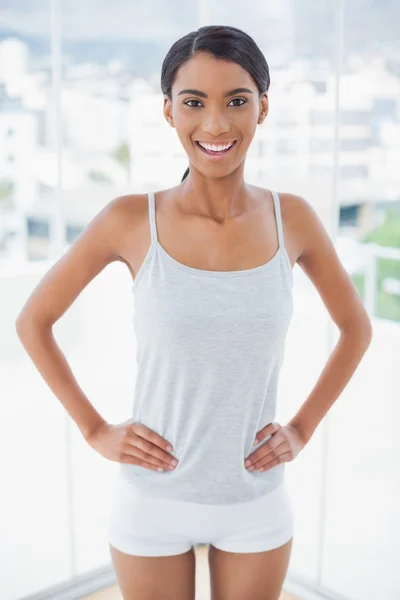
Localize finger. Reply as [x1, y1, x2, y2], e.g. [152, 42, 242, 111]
[246, 440, 288, 469]
[121, 443, 178, 471]
[124, 426, 177, 465]
[256, 451, 292, 472]
[124, 435, 178, 468]
[120, 452, 175, 472]
[253, 422, 280, 445]
[132, 423, 174, 453]
[247, 430, 284, 464]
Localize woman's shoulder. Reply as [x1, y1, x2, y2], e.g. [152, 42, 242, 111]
[254, 185, 304, 229]
[266, 189, 332, 267]
[257, 186, 312, 266]
[105, 192, 151, 234]
[109, 192, 149, 215]
[255, 186, 300, 209]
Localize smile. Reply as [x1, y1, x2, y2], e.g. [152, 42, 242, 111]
[195, 140, 238, 160]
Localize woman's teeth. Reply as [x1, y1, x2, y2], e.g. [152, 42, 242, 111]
[196, 140, 237, 155]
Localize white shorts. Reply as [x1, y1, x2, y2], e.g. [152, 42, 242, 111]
[107, 473, 295, 557]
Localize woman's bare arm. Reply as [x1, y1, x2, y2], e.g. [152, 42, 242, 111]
[15, 194, 137, 440]
[285, 194, 373, 444]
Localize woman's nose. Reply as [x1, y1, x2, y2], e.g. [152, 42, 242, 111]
[201, 114, 231, 136]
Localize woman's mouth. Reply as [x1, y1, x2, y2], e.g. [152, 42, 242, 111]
[195, 139, 238, 160]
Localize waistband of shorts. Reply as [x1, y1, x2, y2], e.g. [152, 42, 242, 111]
[115, 472, 290, 514]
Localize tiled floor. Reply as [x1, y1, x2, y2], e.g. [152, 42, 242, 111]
[86, 545, 300, 600]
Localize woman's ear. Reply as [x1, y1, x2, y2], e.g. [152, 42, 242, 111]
[163, 96, 175, 128]
[258, 93, 269, 124]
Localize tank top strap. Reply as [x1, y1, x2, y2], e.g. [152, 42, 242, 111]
[270, 190, 284, 250]
[148, 191, 158, 245]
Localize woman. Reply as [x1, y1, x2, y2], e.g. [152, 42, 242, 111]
[16, 25, 372, 600]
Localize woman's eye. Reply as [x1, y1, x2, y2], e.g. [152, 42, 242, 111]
[229, 97, 247, 107]
[184, 97, 247, 108]
[184, 99, 202, 108]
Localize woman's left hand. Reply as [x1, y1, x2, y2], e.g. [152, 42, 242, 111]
[244, 422, 306, 472]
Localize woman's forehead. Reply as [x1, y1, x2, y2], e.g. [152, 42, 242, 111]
[173, 55, 255, 91]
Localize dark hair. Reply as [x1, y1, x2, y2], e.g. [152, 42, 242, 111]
[160, 25, 270, 183]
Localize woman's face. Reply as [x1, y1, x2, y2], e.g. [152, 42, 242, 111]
[164, 51, 268, 175]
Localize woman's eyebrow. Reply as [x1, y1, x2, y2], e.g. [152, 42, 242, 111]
[177, 87, 253, 98]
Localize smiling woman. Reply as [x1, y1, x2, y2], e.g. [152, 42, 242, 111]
[104, 25, 302, 600]
[105, 23, 372, 600]
[14, 20, 373, 600]
[160, 25, 270, 184]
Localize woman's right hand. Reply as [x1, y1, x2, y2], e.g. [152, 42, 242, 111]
[86, 419, 179, 472]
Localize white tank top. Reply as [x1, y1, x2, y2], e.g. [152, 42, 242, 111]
[119, 189, 294, 504]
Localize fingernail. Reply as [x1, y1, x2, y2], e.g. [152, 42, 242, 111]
[167, 445, 173, 452]
[253, 438, 259, 445]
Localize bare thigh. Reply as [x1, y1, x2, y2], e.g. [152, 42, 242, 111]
[208, 536, 293, 600]
[109, 544, 196, 600]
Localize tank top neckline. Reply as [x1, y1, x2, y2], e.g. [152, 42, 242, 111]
[146, 189, 292, 279]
